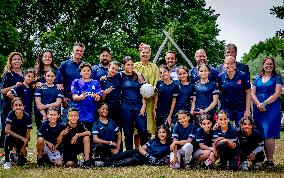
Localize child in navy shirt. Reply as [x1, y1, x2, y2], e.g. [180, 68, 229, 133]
[193, 114, 215, 168]
[37, 107, 64, 166]
[154, 65, 179, 127]
[95, 124, 171, 167]
[238, 117, 265, 170]
[213, 110, 239, 170]
[71, 63, 102, 131]
[170, 110, 195, 169]
[7, 69, 35, 116]
[34, 69, 63, 128]
[92, 103, 121, 158]
[3, 98, 32, 169]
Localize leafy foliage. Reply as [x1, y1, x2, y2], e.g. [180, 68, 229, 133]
[270, 0, 284, 38]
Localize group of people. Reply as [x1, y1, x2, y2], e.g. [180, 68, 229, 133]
[0, 42, 282, 171]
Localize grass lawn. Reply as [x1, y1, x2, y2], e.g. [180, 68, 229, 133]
[0, 128, 284, 178]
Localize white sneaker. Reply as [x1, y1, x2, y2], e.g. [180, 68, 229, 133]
[3, 162, 12, 169]
[241, 161, 249, 171]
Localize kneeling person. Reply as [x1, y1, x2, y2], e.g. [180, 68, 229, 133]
[37, 107, 64, 166]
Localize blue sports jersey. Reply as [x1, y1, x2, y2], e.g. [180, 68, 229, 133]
[37, 121, 64, 145]
[174, 81, 195, 113]
[36, 68, 63, 85]
[71, 79, 102, 123]
[217, 71, 251, 112]
[213, 124, 238, 144]
[5, 110, 32, 137]
[194, 82, 218, 116]
[11, 84, 33, 116]
[121, 72, 143, 103]
[145, 139, 170, 159]
[156, 80, 179, 117]
[99, 73, 122, 103]
[59, 59, 83, 99]
[172, 122, 196, 141]
[216, 62, 250, 79]
[238, 129, 264, 153]
[34, 84, 63, 105]
[190, 66, 219, 84]
[195, 127, 214, 148]
[91, 64, 108, 81]
[92, 119, 120, 142]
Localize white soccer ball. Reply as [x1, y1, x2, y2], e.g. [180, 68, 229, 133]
[140, 83, 155, 98]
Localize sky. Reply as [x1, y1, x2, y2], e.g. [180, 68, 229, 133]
[205, 0, 283, 61]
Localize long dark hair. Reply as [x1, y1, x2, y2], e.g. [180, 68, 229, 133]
[155, 124, 171, 144]
[34, 49, 58, 81]
[122, 56, 138, 80]
[260, 56, 277, 76]
[177, 66, 190, 82]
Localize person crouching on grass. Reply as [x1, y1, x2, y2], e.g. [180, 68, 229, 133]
[213, 110, 239, 170]
[3, 97, 32, 169]
[37, 107, 64, 167]
[92, 102, 121, 159]
[56, 107, 91, 168]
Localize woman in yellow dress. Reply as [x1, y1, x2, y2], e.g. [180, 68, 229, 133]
[134, 43, 159, 135]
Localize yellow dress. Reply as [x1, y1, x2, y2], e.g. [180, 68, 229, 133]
[134, 61, 159, 134]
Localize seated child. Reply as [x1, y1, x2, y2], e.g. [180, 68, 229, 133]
[92, 102, 121, 158]
[3, 97, 32, 169]
[170, 110, 196, 169]
[37, 107, 64, 166]
[193, 114, 215, 168]
[56, 107, 91, 168]
[238, 117, 265, 171]
[213, 110, 239, 170]
[95, 124, 171, 167]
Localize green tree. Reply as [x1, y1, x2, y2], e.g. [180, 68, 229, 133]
[271, 0, 284, 38]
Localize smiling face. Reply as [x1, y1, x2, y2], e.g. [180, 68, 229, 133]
[68, 111, 79, 124]
[165, 52, 177, 68]
[45, 70, 55, 85]
[159, 67, 170, 81]
[80, 66, 92, 80]
[225, 47, 237, 58]
[100, 51, 112, 66]
[73, 46, 84, 61]
[198, 65, 210, 80]
[140, 48, 151, 62]
[24, 72, 34, 84]
[217, 113, 229, 130]
[262, 58, 274, 74]
[98, 104, 109, 118]
[178, 113, 190, 127]
[177, 68, 189, 82]
[240, 119, 253, 134]
[200, 119, 212, 133]
[11, 54, 23, 69]
[157, 128, 168, 142]
[224, 56, 236, 72]
[195, 50, 207, 65]
[123, 60, 134, 74]
[42, 51, 53, 66]
[12, 100, 24, 114]
[108, 63, 119, 77]
[48, 110, 59, 124]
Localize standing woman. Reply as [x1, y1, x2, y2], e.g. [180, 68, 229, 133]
[34, 48, 63, 87]
[134, 43, 159, 135]
[251, 56, 283, 167]
[217, 56, 251, 127]
[0, 52, 24, 147]
[120, 56, 148, 150]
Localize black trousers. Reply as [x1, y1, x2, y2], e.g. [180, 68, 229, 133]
[240, 146, 265, 163]
[4, 136, 27, 166]
[217, 142, 239, 170]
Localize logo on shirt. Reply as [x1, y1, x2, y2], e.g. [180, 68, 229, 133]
[237, 80, 242, 84]
[92, 85, 96, 90]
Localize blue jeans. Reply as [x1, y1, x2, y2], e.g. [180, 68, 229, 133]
[224, 110, 244, 127]
[121, 102, 148, 150]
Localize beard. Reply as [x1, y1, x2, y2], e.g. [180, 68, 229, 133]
[101, 60, 110, 66]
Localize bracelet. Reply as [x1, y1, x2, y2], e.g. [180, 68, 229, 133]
[262, 101, 267, 107]
[109, 141, 112, 145]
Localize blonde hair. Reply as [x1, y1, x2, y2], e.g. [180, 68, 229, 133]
[2, 52, 23, 76]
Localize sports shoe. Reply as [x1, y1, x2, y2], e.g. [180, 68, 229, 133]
[241, 161, 249, 171]
[82, 160, 92, 169]
[94, 161, 105, 167]
[3, 162, 12, 169]
[10, 152, 18, 163]
[263, 161, 275, 168]
[37, 158, 45, 167]
[252, 162, 262, 170]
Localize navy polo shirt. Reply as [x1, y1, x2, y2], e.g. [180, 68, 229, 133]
[121, 72, 143, 103]
[172, 122, 196, 141]
[216, 62, 250, 78]
[36, 68, 63, 84]
[99, 73, 122, 103]
[194, 82, 218, 116]
[213, 124, 238, 144]
[91, 64, 109, 81]
[238, 129, 264, 152]
[174, 81, 195, 113]
[11, 85, 33, 116]
[1, 71, 24, 109]
[156, 80, 179, 116]
[92, 119, 120, 142]
[37, 121, 65, 145]
[59, 59, 83, 99]
[195, 127, 214, 148]
[62, 122, 88, 144]
[5, 110, 32, 137]
[190, 66, 219, 84]
[145, 139, 170, 159]
[34, 84, 64, 105]
[217, 71, 250, 111]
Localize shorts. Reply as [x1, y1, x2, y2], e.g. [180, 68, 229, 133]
[43, 145, 62, 162]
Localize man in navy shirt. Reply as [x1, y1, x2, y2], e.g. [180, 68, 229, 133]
[165, 50, 179, 81]
[59, 42, 85, 123]
[91, 47, 112, 81]
[190, 49, 219, 84]
[216, 43, 250, 77]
